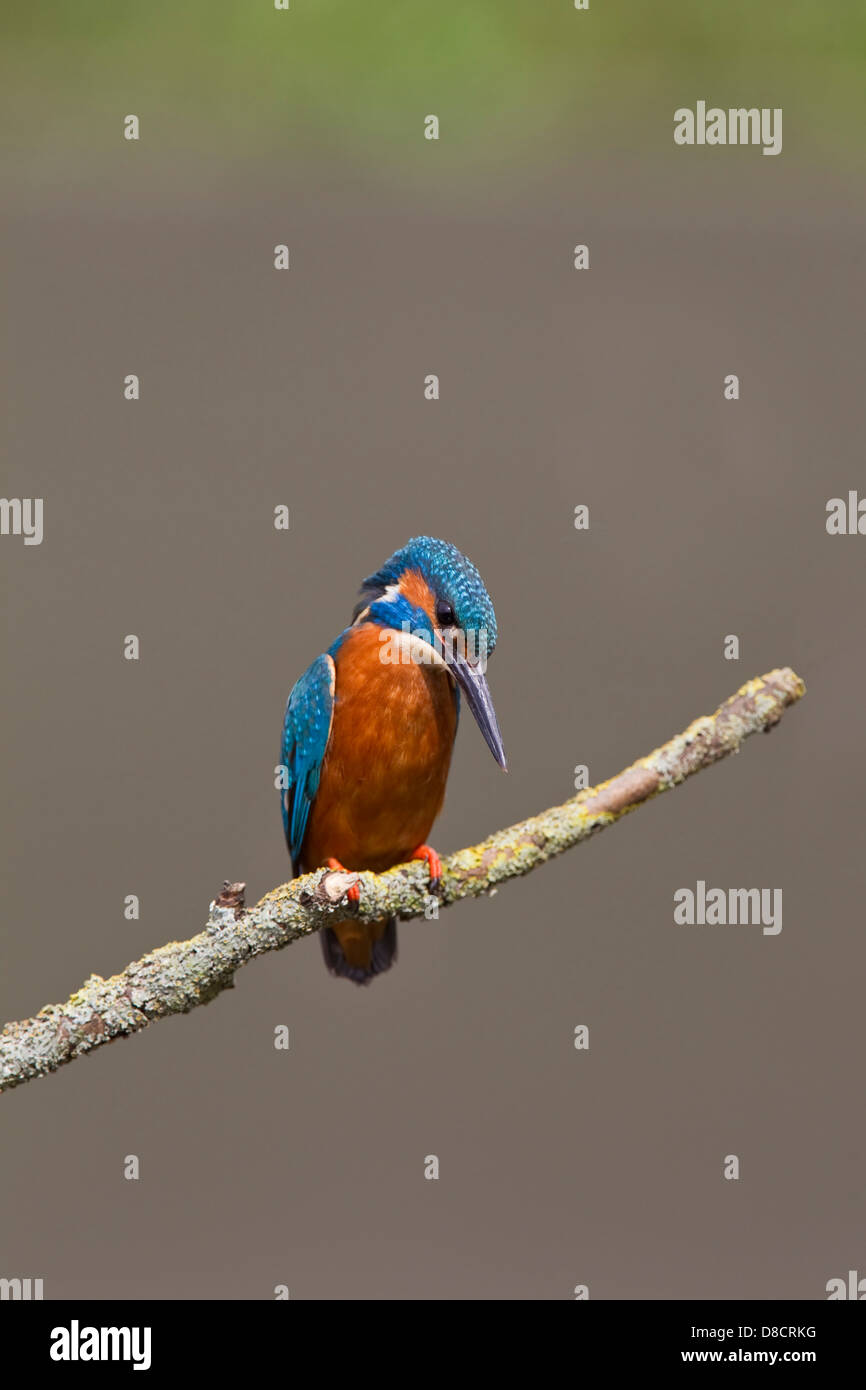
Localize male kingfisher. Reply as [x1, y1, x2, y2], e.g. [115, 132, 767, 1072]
[280, 536, 506, 984]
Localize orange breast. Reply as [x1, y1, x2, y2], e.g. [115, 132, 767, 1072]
[301, 624, 457, 873]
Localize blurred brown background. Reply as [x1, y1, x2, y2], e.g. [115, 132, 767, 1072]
[1, 4, 864, 1299]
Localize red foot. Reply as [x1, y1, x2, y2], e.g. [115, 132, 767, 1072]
[411, 844, 442, 893]
[326, 857, 361, 903]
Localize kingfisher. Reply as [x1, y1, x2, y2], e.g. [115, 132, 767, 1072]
[280, 536, 506, 984]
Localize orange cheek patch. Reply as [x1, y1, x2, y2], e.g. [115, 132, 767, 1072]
[399, 570, 437, 624]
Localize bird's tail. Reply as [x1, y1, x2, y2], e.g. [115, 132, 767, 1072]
[320, 917, 397, 985]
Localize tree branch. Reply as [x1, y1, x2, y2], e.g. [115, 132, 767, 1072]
[0, 668, 805, 1093]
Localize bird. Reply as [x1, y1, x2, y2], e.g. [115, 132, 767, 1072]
[279, 536, 506, 984]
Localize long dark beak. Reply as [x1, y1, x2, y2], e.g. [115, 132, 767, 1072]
[445, 649, 507, 770]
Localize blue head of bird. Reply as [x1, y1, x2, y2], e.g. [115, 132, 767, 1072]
[353, 535, 507, 769]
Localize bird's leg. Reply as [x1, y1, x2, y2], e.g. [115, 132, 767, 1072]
[411, 844, 442, 894]
[325, 857, 361, 903]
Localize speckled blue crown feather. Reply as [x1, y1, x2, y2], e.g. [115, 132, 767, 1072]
[359, 536, 498, 653]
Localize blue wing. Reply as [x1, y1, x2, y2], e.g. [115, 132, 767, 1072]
[280, 652, 336, 874]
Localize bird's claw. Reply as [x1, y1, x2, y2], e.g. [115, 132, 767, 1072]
[411, 844, 442, 895]
[325, 858, 361, 903]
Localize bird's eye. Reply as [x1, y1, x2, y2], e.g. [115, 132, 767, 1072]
[436, 600, 457, 628]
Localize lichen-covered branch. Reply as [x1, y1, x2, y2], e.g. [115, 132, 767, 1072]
[0, 668, 805, 1093]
